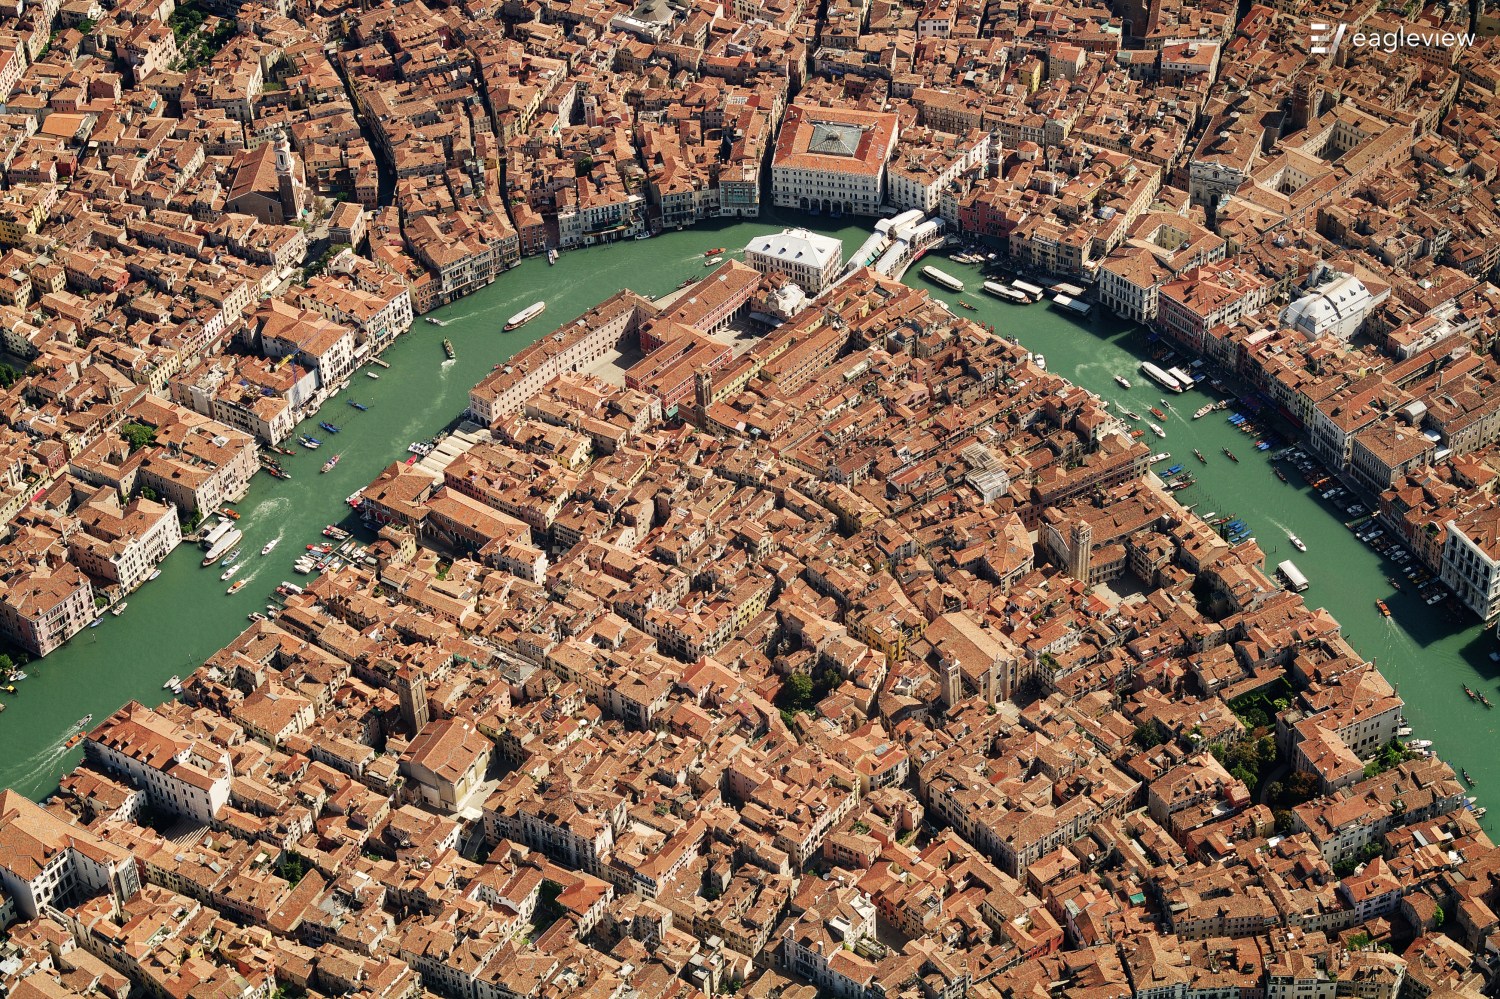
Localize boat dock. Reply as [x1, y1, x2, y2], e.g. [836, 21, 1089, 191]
[1052, 293, 1092, 316]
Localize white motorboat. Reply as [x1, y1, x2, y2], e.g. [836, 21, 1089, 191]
[504, 301, 546, 331]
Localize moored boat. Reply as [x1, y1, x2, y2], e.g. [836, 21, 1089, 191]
[981, 280, 1028, 303]
[201, 527, 243, 566]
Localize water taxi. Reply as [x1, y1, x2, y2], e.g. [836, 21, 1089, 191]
[65, 733, 82, 748]
[1120, 408, 1141, 420]
[321, 453, 341, 474]
[442, 339, 455, 359]
[1149, 407, 1167, 420]
[227, 580, 247, 595]
[262, 537, 280, 556]
[1288, 533, 1307, 552]
[76, 714, 93, 729]
[220, 507, 241, 520]
[1376, 599, 1390, 617]
[704, 256, 723, 266]
[424, 316, 449, 327]
[704, 247, 725, 257]
[1149, 423, 1166, 438]
[293, 555, 317, 574]
[220, 564, 241, 581]
[547, 248, 558, 265]
[920, 266, 964, 292]
[249, 612, 267, 622]
[505, 301, 546, 331]
[318, 421, 341, 434]
[1114, 375, 1132, 389]
[1032, 353, 1046, 370]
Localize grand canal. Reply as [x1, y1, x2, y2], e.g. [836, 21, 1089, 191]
[2, 213, 1493, 831]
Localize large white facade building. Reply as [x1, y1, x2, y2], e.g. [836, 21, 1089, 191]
[1282, 270, 1385, 341]
[85, 701, 233, 823]
[744, 228, 844, 294]
[0, 790, 141, 925]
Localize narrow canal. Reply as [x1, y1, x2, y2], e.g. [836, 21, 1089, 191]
[1, 217, 1491, 831]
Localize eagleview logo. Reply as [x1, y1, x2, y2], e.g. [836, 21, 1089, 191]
[1309, 20, 1473, 55]
[1308, 22, 1346, 55]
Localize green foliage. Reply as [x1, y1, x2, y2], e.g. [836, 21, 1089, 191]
[1133, 719, 1167, 749]
[1269, 770, 1320, 810]
[0, 362, 18, 387]
[278, 851, 307, 885]
[575, 155, 595, 175]
[140, 486, 158, 501]
[1333, 841, 1384, 878]
[121, 421, 157, 452]
[782, 671, 814, 709]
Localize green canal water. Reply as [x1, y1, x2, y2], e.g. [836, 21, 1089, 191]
[3, 216, 1492, 831]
